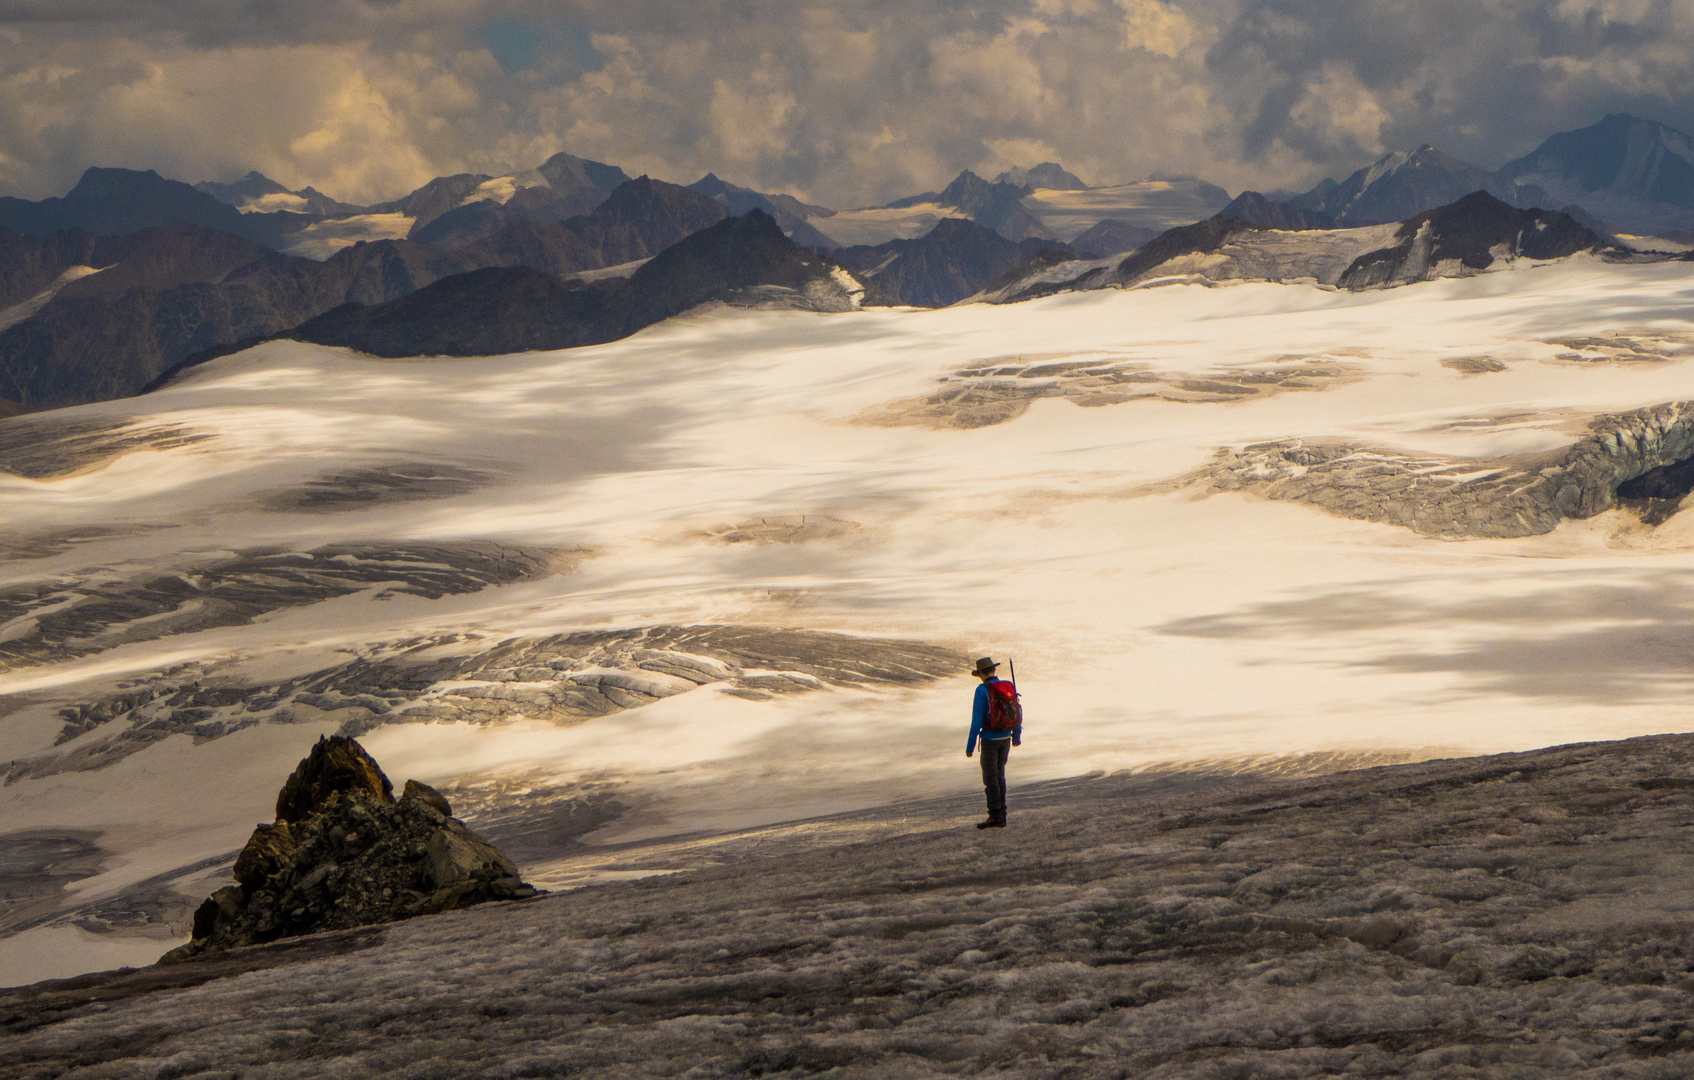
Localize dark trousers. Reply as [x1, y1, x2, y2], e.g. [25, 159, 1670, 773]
[979, 738, 1011, 817]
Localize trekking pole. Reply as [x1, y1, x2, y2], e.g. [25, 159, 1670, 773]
[1008, 657, 1017, 695]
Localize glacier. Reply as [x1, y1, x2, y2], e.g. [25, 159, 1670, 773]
[5, 259, 1694, 985]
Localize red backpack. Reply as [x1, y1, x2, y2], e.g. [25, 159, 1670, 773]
[985, 679, 1022, 734]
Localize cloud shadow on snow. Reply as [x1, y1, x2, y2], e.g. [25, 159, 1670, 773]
[1157, 569, 1694, 705]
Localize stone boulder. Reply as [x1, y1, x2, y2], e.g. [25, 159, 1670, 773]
[163, 736, 536, 962]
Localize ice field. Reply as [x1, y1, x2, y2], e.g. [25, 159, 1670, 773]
[4, 256, 1694, 983]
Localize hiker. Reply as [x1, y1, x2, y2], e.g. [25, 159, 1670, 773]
[965, 656, 1021, 829]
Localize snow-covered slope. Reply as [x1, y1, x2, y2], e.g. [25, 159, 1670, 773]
[278, 212, 414, 259]
[806, 202, 968, 246]
[825, 172, 1228, 247]
[5, 260, 1694, 984]
[1020, 176, 1231, 239]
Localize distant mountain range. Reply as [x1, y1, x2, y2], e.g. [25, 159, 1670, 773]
[0, 176, 739, 410]
[982, 191, 1660, 304]
[164, 210, 863, 368]
[2, 112, 1691, 416]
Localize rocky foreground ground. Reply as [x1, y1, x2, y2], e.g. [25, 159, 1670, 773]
[8, 733, 1694, 1078]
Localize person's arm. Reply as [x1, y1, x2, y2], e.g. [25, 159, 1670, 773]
[966, 683, 986, 756]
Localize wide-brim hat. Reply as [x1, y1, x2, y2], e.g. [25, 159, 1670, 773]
[972, 656, 998, 676]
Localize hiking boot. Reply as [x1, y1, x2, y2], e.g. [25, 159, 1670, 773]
[975, 816, 999, 829]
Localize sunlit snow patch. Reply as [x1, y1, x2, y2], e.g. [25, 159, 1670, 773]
[281, 212, 415, 259]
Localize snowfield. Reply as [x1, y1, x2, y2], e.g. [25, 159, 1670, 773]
[4, 259, 1694, 984]
[278, 212, 415, 259]
[1019, 178, 1232, 239]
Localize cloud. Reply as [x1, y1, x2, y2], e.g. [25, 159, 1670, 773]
[0, 0, 1691, 207]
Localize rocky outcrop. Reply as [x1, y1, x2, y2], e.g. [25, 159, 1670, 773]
[1189, 399, 1694, 538]
[163, 736, 534, 962]
[1337, 192, 1610, 289]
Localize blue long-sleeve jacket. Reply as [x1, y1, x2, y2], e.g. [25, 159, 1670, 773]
[967, 678, 1022, 754]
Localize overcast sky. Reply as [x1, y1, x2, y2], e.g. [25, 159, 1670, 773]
[0, 0, 1690, 206]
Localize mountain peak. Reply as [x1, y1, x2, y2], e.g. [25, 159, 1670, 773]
[994, 162, 1088, 192]
[1502, 113, 1694, 227]
[688, 173, 735, 199]
[1292, 145, 1524, 226]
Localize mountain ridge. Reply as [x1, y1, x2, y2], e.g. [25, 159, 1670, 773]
[166, 210, 864, 367]
[1503, 113, 1694, 235]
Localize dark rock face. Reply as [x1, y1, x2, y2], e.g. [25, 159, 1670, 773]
[1616, 454, 1694, 509]
[0, 223, 269, 313]
[833, 217, 1070, 307]
[285, 266, 617, 357]
[995, 190, 1624, 304]
[447, 216, 601, 278]
[532, 152, 631, 210]
[0, 232, 487, 410]
[1104, 214, 1263, 284]
[0, 167, 281, 247]
[274, 736, 395, 823]
[617, 208, 858, 327]
[367, 173, 492, 232]
[409, 198, 506, 248]
[1338, 192, 1607, 289]
[164, 736, 534, 962]
[1217, 191, 1337, 230]
[935, 170, 1051, 240]
[1068, 217, 1159, 257]
[556, 176, 730, 267]
[0, 166, 722, 412]
[280, 210, 861, 359]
